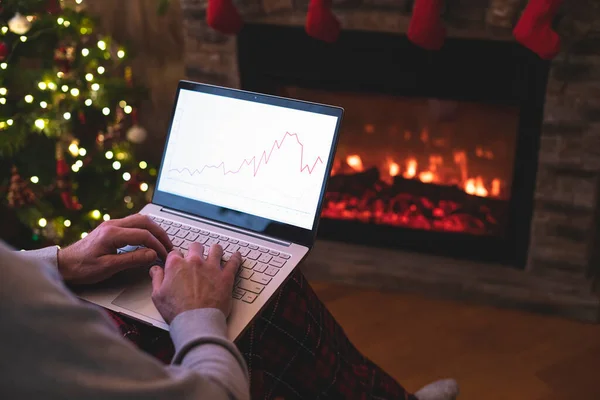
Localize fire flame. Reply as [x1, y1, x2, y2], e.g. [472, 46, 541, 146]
[419, 171, 434, 183]
[389, 161, 400, 177]
[403, 158, 417, 179]
[346, 155, 364, 172]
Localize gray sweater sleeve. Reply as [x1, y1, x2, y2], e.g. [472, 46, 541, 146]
[0, 242, 250, 400]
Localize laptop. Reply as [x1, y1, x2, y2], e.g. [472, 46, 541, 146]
[76, 81, 343, 341]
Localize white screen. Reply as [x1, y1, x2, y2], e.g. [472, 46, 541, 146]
[157, 89, 339, 230]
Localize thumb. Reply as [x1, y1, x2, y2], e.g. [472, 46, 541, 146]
[149, 265, 164, 293]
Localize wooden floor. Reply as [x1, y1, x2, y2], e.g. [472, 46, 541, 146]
[310, 281, 600, 400]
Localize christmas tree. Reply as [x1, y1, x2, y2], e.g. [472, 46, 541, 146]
[0, 0, 156, 248]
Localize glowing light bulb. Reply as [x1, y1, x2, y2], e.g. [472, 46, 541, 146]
[124, 196, 132, 203]
[139, 161, 147, 169]
[85, 99, 92, 106]
[57, 17, 64, 25]
[85, 73, 93, 81]
[24, 95, 33, 103]
[75, 160, 83, 168]
[38, 218, 47, 227]
[91, 209, 101, 219]
[64, 219, 71, 227]
[97, 66, 105, 74]
[117, 50, 125, 59]
[34, 119, 45, 129]
[102, 107, 110, 116]
[63, 112, 71, 120]
[78, 148, 87, 156]
[1, 27, 7, 34]
[71, 164, 80, 172]
[61, 85, 69, 92]
[97, 40, 107, 50]
[0, 98, 6, 104]
[119, 100, 127, 108]
[30, 176, 39, 183]
[76, 0, 83, 3]
[112, 161, 121, 170]
[38, 82, 47, 90]
[6, 119, 13, 125]
[57, 71, 64, 78]
[40, 101, 48, 108]
[80, 27, 88, 35]
[63, 20, 70, 27]
[105, 151, 114, 159]
[140, 182, 149, 192]
[91, 83, 100, 91]
[122, 172, 131, 181]
[103, 214, 110, 221]
[20, 36, 27, 42]
[70, 88, 79, 96]
[0, 88, 6, 95]
[81, 48, 89, 57]
[68, 142, 79, 156]
[47, 82, 57, 90]
[124, 105, 132, 114]
[1, 63, 7, 70]
[81, 232, 88, 239]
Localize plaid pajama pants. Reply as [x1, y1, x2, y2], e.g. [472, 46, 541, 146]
[107, 270, 416, 400]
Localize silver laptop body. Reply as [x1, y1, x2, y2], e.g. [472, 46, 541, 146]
[76, 81, 344, 341]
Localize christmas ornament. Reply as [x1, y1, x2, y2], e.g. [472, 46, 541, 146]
[45, 0, 62, 15]
[513, 0, 563, 60]
[126, 125, 147, 144]
[305, 0, 340, 43]
[0, 42, 8, 60]
[8, 13, 31, 35]
[206, 0, 243, 35]
[54, 45, 76, 73]
[7, 166, 36, 208]
[407, 0, 447, 51]
[55, 143, 82, 210]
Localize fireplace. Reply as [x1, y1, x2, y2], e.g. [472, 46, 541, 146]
[237, 24, 549, 267]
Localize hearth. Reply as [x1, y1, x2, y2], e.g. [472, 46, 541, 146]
[238, 23, 549, 267]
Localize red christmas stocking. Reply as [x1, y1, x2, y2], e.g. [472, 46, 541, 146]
[513, 0, 562, 60]
[306, 0, 340, 43]
[407, 0, 446, 51]
[206, 0, 243, 35]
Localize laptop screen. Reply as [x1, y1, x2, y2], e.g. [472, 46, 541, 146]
[156, 87, 341, 232]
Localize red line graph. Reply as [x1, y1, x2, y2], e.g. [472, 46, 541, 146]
[169, 132, 323, 177]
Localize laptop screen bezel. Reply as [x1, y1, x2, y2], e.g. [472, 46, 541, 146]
[152, 80, 344, 248]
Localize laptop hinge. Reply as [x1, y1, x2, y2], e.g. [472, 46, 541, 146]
[159, 207, 292, 247]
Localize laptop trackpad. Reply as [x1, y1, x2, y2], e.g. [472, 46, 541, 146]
[112, 278, 164, 324]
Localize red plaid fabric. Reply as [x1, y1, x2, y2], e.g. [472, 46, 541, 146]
[107, 270, 416, 400]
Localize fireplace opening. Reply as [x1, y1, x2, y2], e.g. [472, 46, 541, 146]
[238, 24, 549, 267]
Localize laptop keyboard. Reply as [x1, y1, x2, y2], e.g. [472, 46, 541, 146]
[147, 215, 291, 304]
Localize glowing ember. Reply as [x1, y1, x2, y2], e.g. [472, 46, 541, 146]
[419, 171, 434, 183]
[491, 178, 501, 197]
[389, 161, 400, 177]
[403, 158, 417, 179]
[346, 154, 364, 172]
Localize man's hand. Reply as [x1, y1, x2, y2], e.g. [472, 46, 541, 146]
[57, 214, 173, 284]
[149, 243, 242, 323]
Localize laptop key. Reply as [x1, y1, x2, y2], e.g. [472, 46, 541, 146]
[247, 250, 261, 260]
[172, 223, 181, 227]
[250, 273, 271, 285]
[176, 230, 188, 238]
[229, 239, 239, 244]
[209, 233, 219, 238]
[258, 254, 272, 263]
[190, 227, 200, 233]
[238, 241, 248, 247]
[233, 288, 245, 299]
[238, 280, 264, 294]
[269, 258, 286, 268]
[186, 232, 199, 241]
[200, 230, 209, 235]
[181, 240, 192, 250]
[242, 259, 257, 269]
[195, 236, 208, 244]
[228, 244, 240, 253]
[160, 223, 170, 231]
[248, 244, 259, 250]
[239, 269, 253, 279]
[238, 248, 251, 257]
[265, 266, 279, 277]
[269, 250, 279, 256]
[172, 238, 184, 247]
[180, 225, 190, 230]
[218, 240, 229, 248]
[242, 292, 258, 304]
[162, 220, 172, 225]
[280, 253, 291, 259]
[222, 252, 232, 262]
[254, 262, 268, 273]
[167, 227, 179, 235]
[168, 235, 176, 242]
[258, 247, 269, 253]
[205, 238, 219, 246]
[219, 235, 229, 240]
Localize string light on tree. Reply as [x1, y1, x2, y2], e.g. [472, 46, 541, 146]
[70, 88, 79, 97]
[78, 148, 87, 156]
[139, 161, 147, 169]
[1, 63, 8, 69]
[103, 214, 110, 221]
[68, 142, 79, 156]
[91, 83, 100, 91]
[63, 112, 71, 120]
[122, 172, 131, 181]
[47, 82, 57, 90]
[117, 49, 125, 58]
[0, 98, 6, 104]
[34, 119, 45, 129]
[1, 27, 8, 34]
[38, 218, 47, 227]
[20, 36, 27, 42]
[97, 40, 107, 50]
[9, 13, 31, 35]
[91, 210, 101, 220]
[30, 176, 39, 184]
[102, 107, 110, 115]
[81, 48, 89, 56]
[7, 119, 13, 126]
[61, 85, 69, 92]
[140, 183, 149, 192]
[64, 220, 71, 227]
[124, 105, 132, 114]
[40, 101, 48, 108]
[126, 125, 147, 144]
[24, 95, 34, 103]
[105, 150, 113, 159]
[85, 73, 93, 81]
[81, 232, 88, 239]
[0, 88, 6, 95]
[38, 82, 47, 90]
[112, 161, 121, 170]
[85, 99, 92, 106]
[97, 66, 105, 74]
[57, 17, 64, 25]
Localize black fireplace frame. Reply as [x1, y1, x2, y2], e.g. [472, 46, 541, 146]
[237, 23, 550, 268]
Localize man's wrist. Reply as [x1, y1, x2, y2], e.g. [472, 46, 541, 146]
[57, 245, 77, 282]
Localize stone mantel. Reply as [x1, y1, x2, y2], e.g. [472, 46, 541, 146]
[179, 0, 600, 321]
